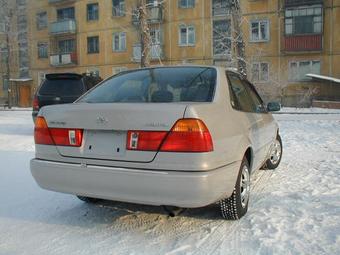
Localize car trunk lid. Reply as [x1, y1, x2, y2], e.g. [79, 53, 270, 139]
[41, 103, 187, 162]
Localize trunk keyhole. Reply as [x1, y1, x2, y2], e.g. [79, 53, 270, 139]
[89, 145, 92, 150]
[117, 148, 120, 153]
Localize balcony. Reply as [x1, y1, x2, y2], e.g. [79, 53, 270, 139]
[50, 52, 77, 66]
[49, 19, 76, 35]
[132, 43, 163, 62]
[285, 0, 323, 7]
[284, 34, 322, 52]
[132, 6, 163, 25]
[49, 0, 76, 4]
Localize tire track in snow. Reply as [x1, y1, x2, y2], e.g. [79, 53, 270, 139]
[190, 169, 277, 255]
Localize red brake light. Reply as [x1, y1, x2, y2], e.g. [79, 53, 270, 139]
[160, 119, 213, 152]
[34, 116, 83, 147]
[126, 119, 213, 153]
[32, 96, 39, 111]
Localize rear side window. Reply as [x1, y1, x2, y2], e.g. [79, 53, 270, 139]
[227, 72, 255, 112]
[79, 67, 216, 103]
[39, 79, 85, 96]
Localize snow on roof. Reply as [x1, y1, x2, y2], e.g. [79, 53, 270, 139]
[9, 78, 33, 82]
[306, 74, 340, 84]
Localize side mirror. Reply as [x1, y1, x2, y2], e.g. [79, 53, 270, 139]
[267, 102, 281, 112]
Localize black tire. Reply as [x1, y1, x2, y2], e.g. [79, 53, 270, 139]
[77, 196, 99, 203]
[219, 157, 250, 220]
[265, 134, 283, 170]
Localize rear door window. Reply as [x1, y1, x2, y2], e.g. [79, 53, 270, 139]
[39, 79, 85, 96]
[79, 67, 217, 103]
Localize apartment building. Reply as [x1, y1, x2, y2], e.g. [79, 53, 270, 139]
[28, 0, 340, 106]
[29, 0, 212, 93]
[242, 0, 340, 106]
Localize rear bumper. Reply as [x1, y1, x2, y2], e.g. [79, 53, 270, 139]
[30, 159, 240, 208]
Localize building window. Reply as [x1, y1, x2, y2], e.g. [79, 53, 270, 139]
[58, 39, 75, 54]
[0, 23, 5, 33]
[87, 36, 99, 54]
[250, 20, 269, 42]
[179, 25, 195, 46]
[179, 0, 195, 8]
[289, 60, 320, 81]
[252, 63, 269, 82]
[213, 19, 231, 57]
[112, 0, 125, 16]
[150, 28, 161, 44]
[113, 32, 126, 51]
[36, 12, 48, 30]
[0, 48, 8, 63]
[57, 7, 75, 21]
[285, 5, 322, 35]
[37, 43, 48, 58]
[87, 3, 99, 21]
[212, 0, 232, 16]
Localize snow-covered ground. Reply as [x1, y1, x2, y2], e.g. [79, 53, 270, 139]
[0, 109, 339, 255]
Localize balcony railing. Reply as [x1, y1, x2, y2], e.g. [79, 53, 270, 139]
[285, 0, 323, 7]
[132, 43, 163, 62]
[132, 6, 163, 25]
[50, 52, 77, 66]
[49, 0, 76, 4]
[284, 34, 322, 51]
[50, 19, 76, 35]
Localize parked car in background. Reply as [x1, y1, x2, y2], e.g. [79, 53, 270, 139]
[32, 73, 102, 122]
[30, 66, 282, 220]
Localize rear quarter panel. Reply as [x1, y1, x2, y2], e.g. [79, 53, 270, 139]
[183, 68, 251, 170]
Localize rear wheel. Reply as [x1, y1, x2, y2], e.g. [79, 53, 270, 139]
[219, 157, 250, 220]
[77, 196, 99, 203]
[265, 135, 282, 170]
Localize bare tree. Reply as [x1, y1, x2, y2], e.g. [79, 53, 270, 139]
[231, 0, 247, 76]
[137, 0, 151, 67]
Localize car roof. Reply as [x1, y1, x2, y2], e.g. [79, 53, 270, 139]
[114, 65, 242, 75]
[45, 73, 83, 80]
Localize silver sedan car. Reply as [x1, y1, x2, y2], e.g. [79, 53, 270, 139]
[30, 66, 282, 220]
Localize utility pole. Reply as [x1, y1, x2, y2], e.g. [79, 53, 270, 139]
[138, 0, 151, 67]
[231, 0, 247, 76]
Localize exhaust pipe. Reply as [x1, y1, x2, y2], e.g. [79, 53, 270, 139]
[162, 206, 186, 217]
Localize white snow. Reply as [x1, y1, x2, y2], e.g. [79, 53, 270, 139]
[0, 109, 339, 255]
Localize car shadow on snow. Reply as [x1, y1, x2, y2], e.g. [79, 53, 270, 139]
[74, 198, 223, 223]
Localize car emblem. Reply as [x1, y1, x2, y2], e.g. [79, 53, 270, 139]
[96, 116, 108, 124]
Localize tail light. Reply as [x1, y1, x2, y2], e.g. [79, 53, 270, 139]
[34, 116, 83, 147]
[126, 119, 213, 153]
[32, 96, 39, 111]
[34, 116, 54, 145]
[160, 119, 213, 152]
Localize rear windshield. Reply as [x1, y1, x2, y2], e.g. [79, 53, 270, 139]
[39, 79, 85, 96]
[79, 67, 217, 103]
